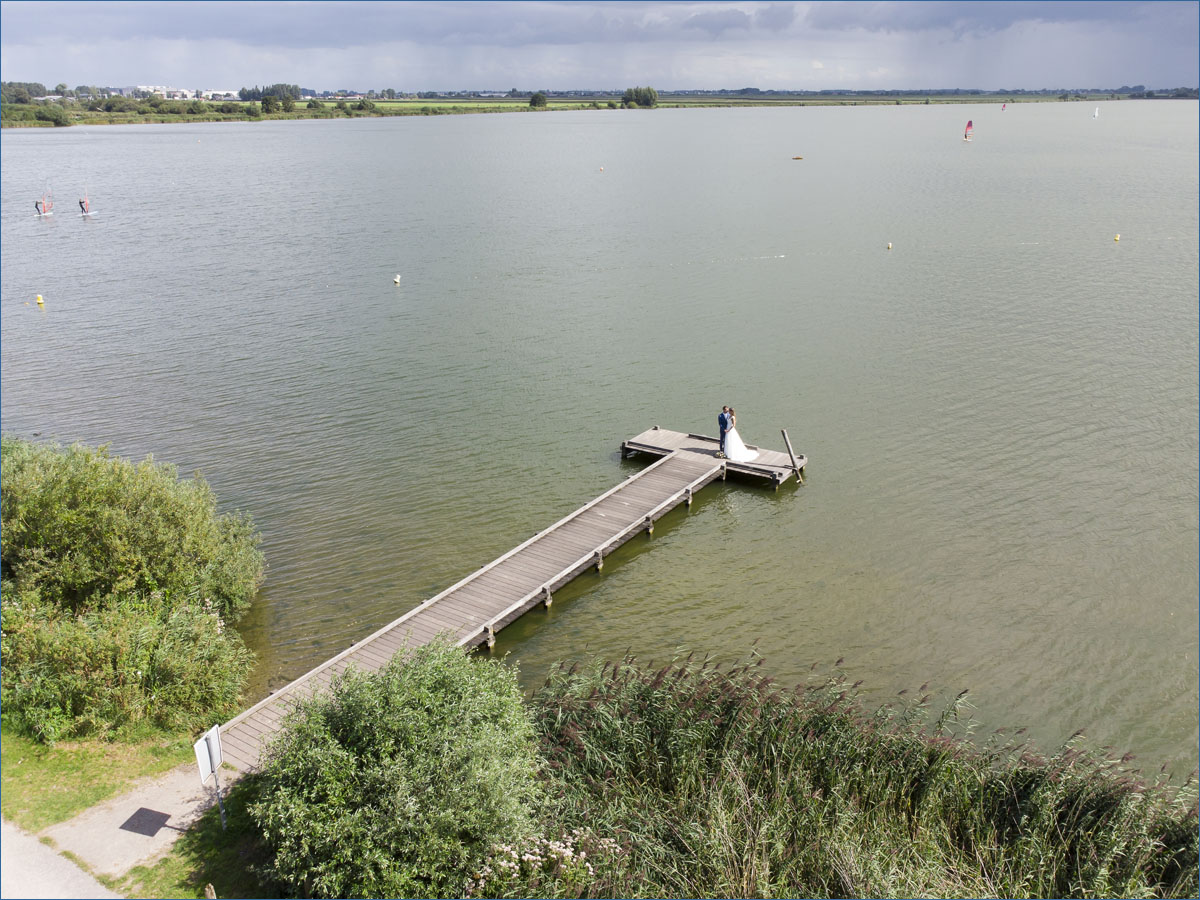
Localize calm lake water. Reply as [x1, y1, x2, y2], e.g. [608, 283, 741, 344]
[3, 102, 1197, 774]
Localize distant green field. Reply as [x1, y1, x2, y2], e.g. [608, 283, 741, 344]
[1, 92, 1140, 129]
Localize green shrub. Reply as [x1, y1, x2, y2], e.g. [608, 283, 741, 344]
[0, 437, 263, 742]
[33, 104, 68, 126]
[1, 437, 263, 621]
[1, 588, 253, 742]
[251, 641, 543, 899]
[0, 103, 38, 122]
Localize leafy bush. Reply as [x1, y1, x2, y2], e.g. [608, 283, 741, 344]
[33, 104, 68, 126]
[1, 588, 253, 743]
[0, 437, 263, 742]
[0, 103, 39, 122]
[102, 96, 138, 113]
[1, 437, 263, 621]
[251, 641, 543, 899]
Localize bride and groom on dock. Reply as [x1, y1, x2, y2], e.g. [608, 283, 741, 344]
[716, 406, 758, 463]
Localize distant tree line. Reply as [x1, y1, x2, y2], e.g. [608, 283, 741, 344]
[239, 83, 302, 101]
[0, 82, 48, 103]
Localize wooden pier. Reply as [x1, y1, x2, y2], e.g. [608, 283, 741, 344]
[218, 428, 805, 773]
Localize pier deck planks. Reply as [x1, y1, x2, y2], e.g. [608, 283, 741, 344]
[219, 429, 804, 773]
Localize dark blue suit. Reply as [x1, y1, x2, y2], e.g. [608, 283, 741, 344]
[718, 410, 731, 454]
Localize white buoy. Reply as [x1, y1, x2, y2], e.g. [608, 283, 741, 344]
[394, 274, 402, 284]
[887, 243, 892, 250]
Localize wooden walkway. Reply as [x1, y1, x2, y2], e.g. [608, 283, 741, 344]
[218, 428, 805, 773]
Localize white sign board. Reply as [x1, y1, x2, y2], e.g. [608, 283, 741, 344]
[194, 725, 223, 786]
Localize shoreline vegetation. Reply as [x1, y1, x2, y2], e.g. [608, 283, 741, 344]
[4, 86, 1198, 128]
[0, 437, 264, 743]
[3, 447, 1197, 895]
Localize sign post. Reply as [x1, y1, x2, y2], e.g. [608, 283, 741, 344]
[194, 725, 226, 830]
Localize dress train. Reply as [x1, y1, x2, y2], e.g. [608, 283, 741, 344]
[724, 427, 758, 462]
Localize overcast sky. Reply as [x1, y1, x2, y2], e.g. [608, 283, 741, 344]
[1, 1, 1196, 93]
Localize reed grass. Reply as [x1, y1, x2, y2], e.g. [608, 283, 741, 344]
[523, 652, 1198, 899]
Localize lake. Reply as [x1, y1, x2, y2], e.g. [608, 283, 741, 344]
[2, 101, 1196, 774]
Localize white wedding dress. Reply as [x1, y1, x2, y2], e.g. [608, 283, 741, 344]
[724, 426, 759, 462]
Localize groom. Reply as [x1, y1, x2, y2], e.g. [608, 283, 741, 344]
[716, 406, 732, 458]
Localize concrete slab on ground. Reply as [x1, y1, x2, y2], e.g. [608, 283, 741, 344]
[39, 763, 217, 879]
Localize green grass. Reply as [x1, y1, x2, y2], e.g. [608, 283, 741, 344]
[0, 726, 192, 832]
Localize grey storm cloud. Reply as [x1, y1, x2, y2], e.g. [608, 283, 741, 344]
[1, 1, 1196, 91]
[802, 0, 1193, 35]
[11, 0, 1187, 48]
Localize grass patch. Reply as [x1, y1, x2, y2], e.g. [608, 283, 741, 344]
[0, 726, 191, 832]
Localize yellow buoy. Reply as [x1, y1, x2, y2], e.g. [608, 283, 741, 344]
[36, 294, 43, 306]
[1114, 234, 1120, 241]
[887, 243, 892, 250]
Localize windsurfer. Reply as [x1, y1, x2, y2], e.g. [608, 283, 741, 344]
[79, 198, 88, 214]
[34, 200, 41, 215]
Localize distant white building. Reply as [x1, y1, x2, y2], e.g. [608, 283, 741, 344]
[201, 90, 240, 100]
[118, 85, 169, 97]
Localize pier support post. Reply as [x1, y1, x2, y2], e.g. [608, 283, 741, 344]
[542, 586, 553, 608]
[644, 515, 654, 535]
[781, 429, 804, 484]
[594, 550, 603, 572]
[685, 488, 693, 507]
[485, 624, 495, 649]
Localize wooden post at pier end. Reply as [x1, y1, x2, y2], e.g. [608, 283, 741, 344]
[781, 429, 804, 484]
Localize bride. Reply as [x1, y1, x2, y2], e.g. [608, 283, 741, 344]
[724, 408, 759, 462]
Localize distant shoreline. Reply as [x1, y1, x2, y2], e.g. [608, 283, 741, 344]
[4, 92, 1184, 129]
